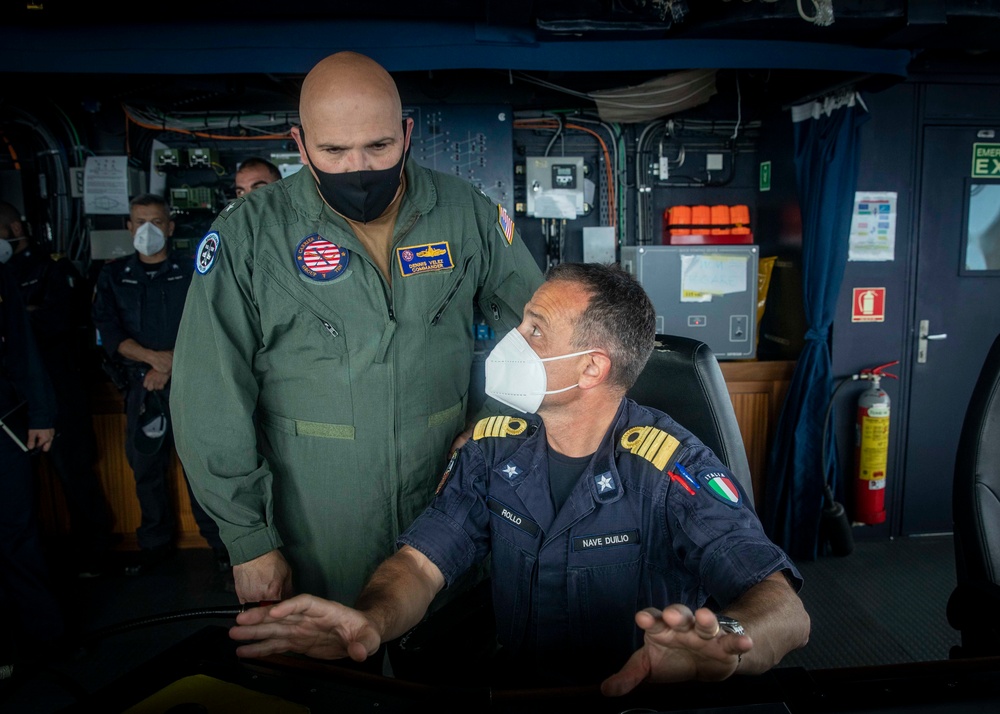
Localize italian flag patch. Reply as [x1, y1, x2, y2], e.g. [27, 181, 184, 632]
[701, 470, 741, 507]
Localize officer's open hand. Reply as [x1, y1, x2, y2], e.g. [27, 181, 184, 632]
[600, 605, 751, 697]
[230, 594, 381, 662]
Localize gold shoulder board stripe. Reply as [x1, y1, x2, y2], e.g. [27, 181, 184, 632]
[473, 416, 528, 440]
[619, 426, 680, 471]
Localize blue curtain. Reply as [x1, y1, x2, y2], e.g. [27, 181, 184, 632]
[764, 92, 870, 561]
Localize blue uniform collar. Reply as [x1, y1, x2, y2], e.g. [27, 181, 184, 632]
[493, 400, 630, 509]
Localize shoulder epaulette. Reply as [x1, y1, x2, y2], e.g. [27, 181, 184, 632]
[618, 425, 681, 471]
[473, 415, 529, 441]
[218, 196, 246, 220]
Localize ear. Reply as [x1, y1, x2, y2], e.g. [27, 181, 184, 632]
[291, 126, 310, 167]
[166, 219, 176, 239]
[403, 117, 414, 152]
[578, 351, 612, 391]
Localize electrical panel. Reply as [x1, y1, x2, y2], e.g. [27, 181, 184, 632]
[525, 156, 585, 219]
[404, 104, 514, 216]
[154, 148, 182, 168]
[170, 187, 214, 209]
[186, 148, 217, 168]
[620, 245, 759, 360]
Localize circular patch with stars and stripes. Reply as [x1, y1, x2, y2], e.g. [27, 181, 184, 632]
[294, 234, 349, 281]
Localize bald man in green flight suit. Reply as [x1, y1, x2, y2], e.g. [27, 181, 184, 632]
[171, 51, 543, 623]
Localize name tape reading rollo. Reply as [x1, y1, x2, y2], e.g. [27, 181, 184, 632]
[487, 497, 540, 536]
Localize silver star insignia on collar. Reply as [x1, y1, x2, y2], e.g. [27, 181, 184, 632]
[597, 474, 614, 492]
[503, 464, 520, 479]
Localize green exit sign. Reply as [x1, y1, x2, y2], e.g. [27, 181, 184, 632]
[759, 161, 772, 192]
[972, 143, 1000, 177]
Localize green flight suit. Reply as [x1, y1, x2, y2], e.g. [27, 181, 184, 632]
[171, 158, 543, 604]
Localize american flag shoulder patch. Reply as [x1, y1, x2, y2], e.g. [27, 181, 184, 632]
[496, 205, 514, 246]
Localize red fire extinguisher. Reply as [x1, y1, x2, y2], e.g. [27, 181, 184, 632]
[854, 360, 899, 525]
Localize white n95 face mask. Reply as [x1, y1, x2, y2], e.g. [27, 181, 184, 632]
[0, 239, 12, 264]
[133, 222, 166, 256]
[485, 328, 595, 414]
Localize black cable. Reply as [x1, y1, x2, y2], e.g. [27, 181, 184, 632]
[820, 375, 860, 556]
[81, 603, 266, 644]
[822, 375, 858, 492]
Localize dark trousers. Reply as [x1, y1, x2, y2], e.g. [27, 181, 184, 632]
[0, 418, 65, 656]
[124, 380, 223, 552]
[43, 406, 115, 552]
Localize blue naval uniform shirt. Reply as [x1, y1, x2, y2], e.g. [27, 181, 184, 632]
[398, 397, 802, 684]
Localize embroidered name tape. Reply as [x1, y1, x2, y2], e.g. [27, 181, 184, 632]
[573, 529, 640, 551]
[487, 497, 539, 537]
[396, 241, 453, 276]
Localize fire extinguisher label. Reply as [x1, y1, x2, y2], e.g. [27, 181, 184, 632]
[868, 403, 889, 418]
[859, 414, 889, 481]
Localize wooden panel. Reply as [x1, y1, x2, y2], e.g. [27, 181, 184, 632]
[720, 360, 796, 511]
[37, 391, 209, 550]
[729, 391, 770, 508]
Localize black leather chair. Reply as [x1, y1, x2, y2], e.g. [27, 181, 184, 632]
[626, 334, 754, 509]
[947, 332, 1000, 659]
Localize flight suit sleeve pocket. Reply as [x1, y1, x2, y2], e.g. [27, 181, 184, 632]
[478, 271, 529, 334]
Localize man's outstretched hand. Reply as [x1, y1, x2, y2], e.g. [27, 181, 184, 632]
[600, 605, 751, 697]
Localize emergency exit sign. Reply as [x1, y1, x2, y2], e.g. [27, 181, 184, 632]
[972, 143, 1000, 177]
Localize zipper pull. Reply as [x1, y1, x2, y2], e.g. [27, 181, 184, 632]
[321, 319, 339, 337]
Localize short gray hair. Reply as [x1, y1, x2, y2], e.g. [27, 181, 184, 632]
[545, 262, 655, 392]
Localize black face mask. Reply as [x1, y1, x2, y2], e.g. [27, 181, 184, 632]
[300, 126, 408, 223]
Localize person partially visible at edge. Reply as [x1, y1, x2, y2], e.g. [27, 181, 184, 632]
[171, 50, 543, 626]
[234, 156, 281, 197]
[231, 262, 811, 695]
[0, 199, 116, 576]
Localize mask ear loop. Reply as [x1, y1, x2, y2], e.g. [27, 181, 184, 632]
[538, 349, 596, 363]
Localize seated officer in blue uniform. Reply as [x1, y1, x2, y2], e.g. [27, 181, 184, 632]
[230, 262, 811, 696]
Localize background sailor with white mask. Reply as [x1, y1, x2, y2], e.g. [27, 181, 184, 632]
[92, 193, 231, 578]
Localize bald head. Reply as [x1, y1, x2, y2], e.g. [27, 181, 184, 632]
[294, 51, 410, 175]
[300, 52, 401, 124]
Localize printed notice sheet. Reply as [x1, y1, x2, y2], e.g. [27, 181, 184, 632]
[849, 191, 897, 262]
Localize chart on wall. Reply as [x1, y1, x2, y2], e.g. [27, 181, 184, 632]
[403, 104, 514, 216]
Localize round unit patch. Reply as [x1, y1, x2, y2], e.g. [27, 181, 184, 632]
[195, 232, 221, 275]
[699, 469, 742, 507]
[295, 234, 349, 281]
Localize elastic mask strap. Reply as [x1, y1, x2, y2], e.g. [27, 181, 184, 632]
[538, 349, 595, 363]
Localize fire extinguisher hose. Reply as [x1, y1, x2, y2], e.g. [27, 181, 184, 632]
[821, 376, 857, 557]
